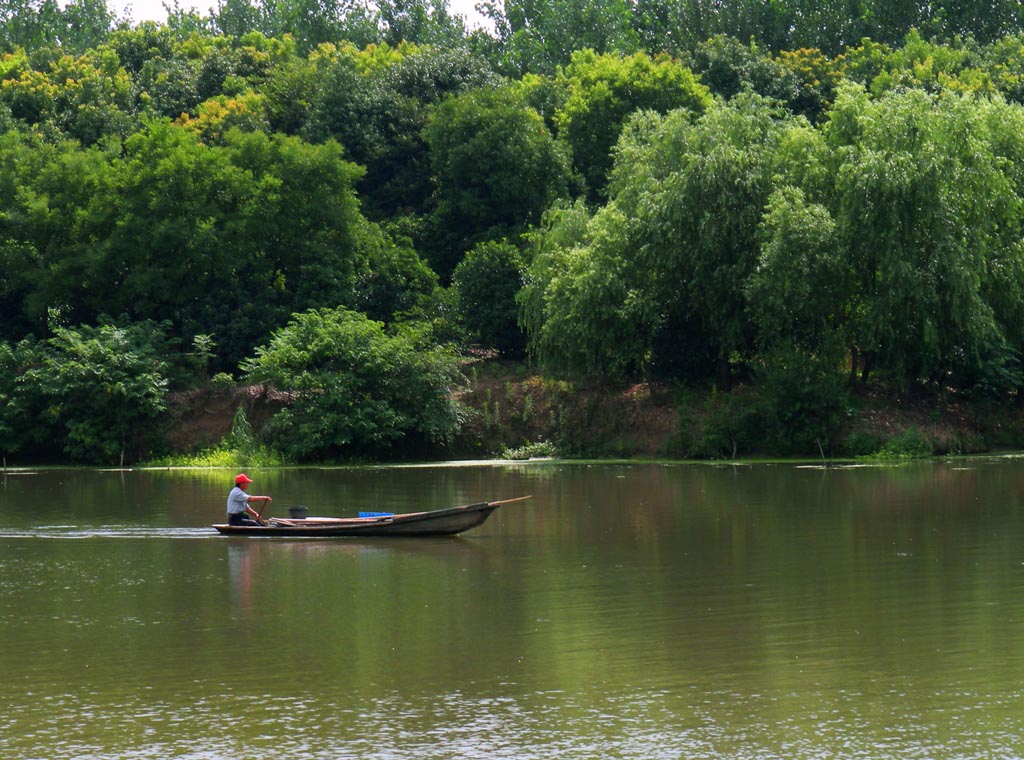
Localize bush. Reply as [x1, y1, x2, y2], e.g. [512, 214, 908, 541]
[10, 322, 171, 463]
[0, 338, 45, 457]
[871, 428, 933, 460]
[242, 308, 466, 460]
[840, 431, 884, 456]
[757, 348, 850, 455]
[500, 439, 558, 460]
[210, 372, 236, 390]
[690, 387, 768, 458]
[681, 348, 849, 458]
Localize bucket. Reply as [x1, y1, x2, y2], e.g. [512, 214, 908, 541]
[288, 506, 309, 519]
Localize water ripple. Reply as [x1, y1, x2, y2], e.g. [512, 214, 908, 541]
[0, 526, 217, 539]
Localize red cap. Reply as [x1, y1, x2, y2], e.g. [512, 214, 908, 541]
[235, 473, 253, 485]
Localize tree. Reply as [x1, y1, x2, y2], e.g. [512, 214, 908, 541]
[211, 0, 378, 52]
[746, 185, 847, 358]
[5, 134, 120, 333]
[521, 203, 655, 380]
[0, 337, 44, 457]
[775, 47, 843, 122]
[480, 0, 639, 75]
[353, 233, 440, 324]
[377, 0, 469, 47]
[242, 307, 465, 459]
[552, 49, 711, 199]
[979, 34, 1024, 104]
[358, 45, 499, 218]
[107, 124, 375, 366]
[683, 36, 839, 123]
[452, 239, 525, 356]
[57, 0, 119, 53]
[785, 0, 866, 55]
[262, 0, 351, 52]
[1, 118, 423, 370]
[517, 199, 591, 366]
[825, 85, 1023, 389]
[20, 322, 170, 462]
[0, 47, 135, 144]
[683, 35, 796, 103]
[424, 85, 570, 278]
[0, 129, 59, 340]
[622, 94, 801, 384]
[304, 44, 499, 220]
[262, 53, 324, 134]
[0, 0, 116, 54]
[523, 94, 804, 384]
[844, 30, 990, 98]
[176, 91, 271, 143]
[211, 0, 268, 40]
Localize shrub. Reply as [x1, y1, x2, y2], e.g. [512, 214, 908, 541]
[757, 347, 850, 455]
[691, 387, 768, 458]
[840, 431, 884, 456]
[872, 428, 933, 460]
[12, 322, 170, 463]
[210, 372, 236, 390]
[500, 439, 558, 460]
[243, 308, 466, 460]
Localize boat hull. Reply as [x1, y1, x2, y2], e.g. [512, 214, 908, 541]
[212, 499, 523, 537]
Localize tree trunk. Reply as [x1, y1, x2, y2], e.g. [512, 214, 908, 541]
[718, 354, 731, 390]
[860, 351, 874, 384]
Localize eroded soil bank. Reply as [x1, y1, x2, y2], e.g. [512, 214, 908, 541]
[163, 362, 1024, 460]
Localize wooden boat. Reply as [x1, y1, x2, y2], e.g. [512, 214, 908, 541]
[212, 496, 530, 537]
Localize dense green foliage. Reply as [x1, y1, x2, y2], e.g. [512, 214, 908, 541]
[424, 84, 570, 276]
[6, 0, 1024, 461]
[524, 84, 1024, 399]
[0, 321, 170, 461]
[452, 240, 525, 356]
[552, 49, 712, 199]
[241, 307, 465, 459]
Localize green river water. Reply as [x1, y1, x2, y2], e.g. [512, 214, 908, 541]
[2, 459, 1024, 759]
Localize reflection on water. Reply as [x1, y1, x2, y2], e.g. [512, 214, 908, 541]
[2, 461, 1024, 758]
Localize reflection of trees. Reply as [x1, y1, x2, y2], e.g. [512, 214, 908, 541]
[13, 461, 1024, 696]
[507, 460, 1024, 687]
[5, 457, 1024, 731]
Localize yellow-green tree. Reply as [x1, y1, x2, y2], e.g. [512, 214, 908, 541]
[552, 49, 711, 199]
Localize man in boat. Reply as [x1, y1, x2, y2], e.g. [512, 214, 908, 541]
[226, 473, 272, 526]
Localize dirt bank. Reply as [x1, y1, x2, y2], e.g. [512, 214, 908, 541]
[162, 363, 1024, 459]
[163, 384, 290, 452]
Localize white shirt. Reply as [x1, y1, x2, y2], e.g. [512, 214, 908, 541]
[226, 486, 250, 515]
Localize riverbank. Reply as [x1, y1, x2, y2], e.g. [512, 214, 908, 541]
[450, 362, 1022, 459]
[162, 360, 1024, 462]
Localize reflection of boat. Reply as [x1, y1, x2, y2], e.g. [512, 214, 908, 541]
[212, 497, 530, 538]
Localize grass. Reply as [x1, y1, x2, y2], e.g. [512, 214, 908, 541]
[144, 442, 287, 468]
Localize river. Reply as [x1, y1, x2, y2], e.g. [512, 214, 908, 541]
[2, 459, 1024, 759]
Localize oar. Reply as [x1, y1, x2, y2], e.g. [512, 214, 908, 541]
[254, 497, 271, 526]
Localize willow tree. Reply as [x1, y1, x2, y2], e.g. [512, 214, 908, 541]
[825, 85, 1024, 390]
[623, 93, 804, 384]
[523, 93, 803, 383]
